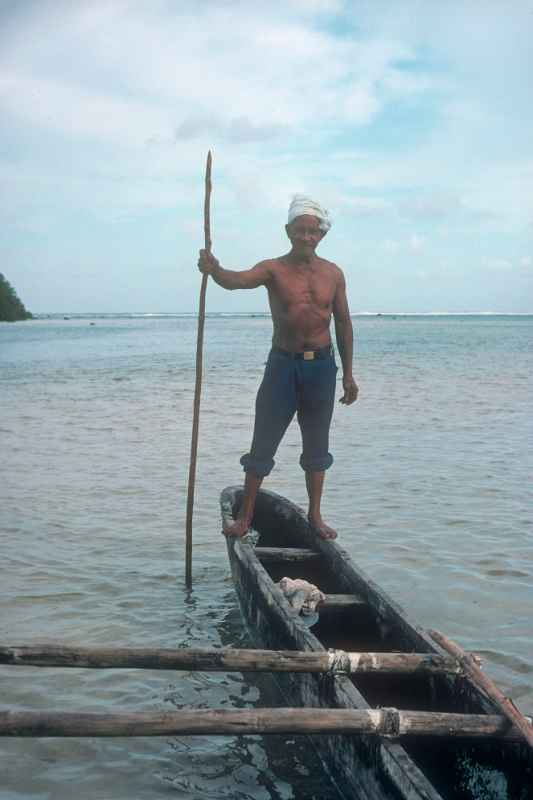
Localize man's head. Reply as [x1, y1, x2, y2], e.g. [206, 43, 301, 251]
[287, 195, 332, 233]
[285, 195, 331, 259]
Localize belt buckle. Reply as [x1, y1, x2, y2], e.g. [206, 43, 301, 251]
[303, 351, 315, 360]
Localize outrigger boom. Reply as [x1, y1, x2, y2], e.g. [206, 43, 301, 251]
[0, 707, 527, 741]
[0, 644, 460, 676]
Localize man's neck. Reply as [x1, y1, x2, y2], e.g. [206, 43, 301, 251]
[286, 249, 317, 268]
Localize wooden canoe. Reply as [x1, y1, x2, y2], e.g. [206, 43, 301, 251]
[222, 486, 533, 800]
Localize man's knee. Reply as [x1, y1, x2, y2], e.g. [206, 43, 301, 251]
[240, 453, 275, 478]
[299, 452, 333, 472]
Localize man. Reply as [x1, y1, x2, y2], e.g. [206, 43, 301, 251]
[198, 195, 358, 539]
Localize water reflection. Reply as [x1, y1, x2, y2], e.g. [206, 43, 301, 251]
[161, 596, 341, 800]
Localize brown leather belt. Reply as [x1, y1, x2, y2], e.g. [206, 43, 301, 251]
[272, 345, 334, 361]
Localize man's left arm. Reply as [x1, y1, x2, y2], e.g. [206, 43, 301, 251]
[332, 270, 359, 405]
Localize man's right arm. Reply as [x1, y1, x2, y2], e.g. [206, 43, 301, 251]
[198, 250, 271, 290]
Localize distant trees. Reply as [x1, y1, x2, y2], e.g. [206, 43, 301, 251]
[0, 273, 32, 321]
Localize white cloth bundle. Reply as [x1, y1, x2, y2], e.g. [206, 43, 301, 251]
[287, 195, 332, 232]
[277, 577, 325, 623]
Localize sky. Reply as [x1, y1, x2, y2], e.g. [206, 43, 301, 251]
[1, 0, 532, 313]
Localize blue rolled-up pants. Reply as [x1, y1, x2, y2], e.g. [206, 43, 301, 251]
[240, 348, 338, 478]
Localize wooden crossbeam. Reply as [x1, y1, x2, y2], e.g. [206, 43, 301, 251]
[0, 708, 525, 740]
[0, 645, 459, 675]
[321, 594, 365, 608]
[255, 547, 320, 562]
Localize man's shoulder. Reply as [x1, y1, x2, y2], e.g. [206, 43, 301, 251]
[248, 258, 277, 283]
[253, 257, 279, 272]
[264, 256, 286, 268]
[259, 256, 291, 277]
[316, 256, 343, 279]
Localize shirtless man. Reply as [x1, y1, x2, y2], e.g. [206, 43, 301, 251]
[198, 195, 358, 539]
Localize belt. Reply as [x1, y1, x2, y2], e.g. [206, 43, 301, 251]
[272, 344, 333, 361]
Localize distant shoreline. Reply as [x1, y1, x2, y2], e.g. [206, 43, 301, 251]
[25, 311, 533, 320]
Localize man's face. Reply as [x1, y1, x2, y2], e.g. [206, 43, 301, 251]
[286, 214, 325, 258]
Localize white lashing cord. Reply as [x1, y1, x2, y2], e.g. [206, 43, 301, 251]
[327, 649, 356, 674]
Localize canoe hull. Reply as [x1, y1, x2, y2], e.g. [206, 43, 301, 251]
[222, 486, 449, 800]
[222, 486, 533, 800]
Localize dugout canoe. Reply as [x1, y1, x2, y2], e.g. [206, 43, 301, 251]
[221, 486, 533, 800]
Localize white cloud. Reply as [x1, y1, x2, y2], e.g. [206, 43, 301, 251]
[399, 192, 464, 219]
[0, 71, 168, 146]
[286, 0, 344, 12]
[461, 161, 533, 230]
[0, 3, 416, 145]
[1, 1, 532, 312]
[485, 258, 513, 272]
[382, 239, 400, 253]
[174, 115, 285, 144]
[339, 195, 391, 215]
[409, 234, 425, 253]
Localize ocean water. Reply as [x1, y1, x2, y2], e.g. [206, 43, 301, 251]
[1, 313, 532, 799]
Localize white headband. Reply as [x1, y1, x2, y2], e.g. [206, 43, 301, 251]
[288, 195, 332, 232]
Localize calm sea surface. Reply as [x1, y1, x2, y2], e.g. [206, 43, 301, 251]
[1, 314, 532, 799]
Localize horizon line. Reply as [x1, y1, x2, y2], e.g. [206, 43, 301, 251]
[27, 310, 533, 317]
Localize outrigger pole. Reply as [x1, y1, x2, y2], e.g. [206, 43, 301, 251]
[1, 641, 531, 746]
[0, 708, 527, 741]
[185, 151, 212, 588]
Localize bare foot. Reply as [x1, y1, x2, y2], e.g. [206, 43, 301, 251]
[308, 515, 337, 540]
[223, 516, 251, 538]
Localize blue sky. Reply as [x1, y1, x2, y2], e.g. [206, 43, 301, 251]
[1, 0, 532, 313]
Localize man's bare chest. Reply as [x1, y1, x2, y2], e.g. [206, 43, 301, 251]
[270, 267, 336, 309]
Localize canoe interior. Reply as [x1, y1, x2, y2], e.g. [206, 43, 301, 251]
[224, 487, 533, 800]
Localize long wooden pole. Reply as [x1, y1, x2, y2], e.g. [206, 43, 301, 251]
[0, 644, 460, 676]
[0, 708, 525, 740]
[185, 151, 212, 588]
[430, 629, 533, 750]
